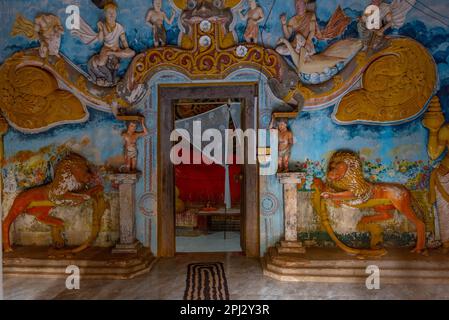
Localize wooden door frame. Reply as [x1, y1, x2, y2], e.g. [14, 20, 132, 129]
[157, 82, 260, 257]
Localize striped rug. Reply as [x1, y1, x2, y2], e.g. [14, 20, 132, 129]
[184, 262, 230, 300]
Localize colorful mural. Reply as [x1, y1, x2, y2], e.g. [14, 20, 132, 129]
[1, 0, 449, 258]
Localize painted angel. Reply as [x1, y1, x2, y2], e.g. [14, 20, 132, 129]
[71, 1, 135, 87]
[358, 0, 416, 51]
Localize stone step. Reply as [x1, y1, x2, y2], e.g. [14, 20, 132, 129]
[266, 247, 449, 270]
[262, 267, 449, 284]
[267, 256, 449, 270]
[4, 260, 151, 275]
[2, 247, 157, 280]
[280, 241, 303, 248]
[268, 247, 310, 267]
[275, 243, 306, 254]
[3, 265, 153, 280]
[265, 260, 449, 277]
[262, 248, 449, 284]
[3, 257, 146, 268]
[269, 257, 449, 270]
[4, 259, 156, 280]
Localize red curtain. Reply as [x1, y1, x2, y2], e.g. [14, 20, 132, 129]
[175, 148, 241, 205]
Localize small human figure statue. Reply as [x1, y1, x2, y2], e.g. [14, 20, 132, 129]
[146, 0, 176, 47]
[239, 0, 265, 43]
[122, 119, 148, 172]
[271, 117, 294, 173]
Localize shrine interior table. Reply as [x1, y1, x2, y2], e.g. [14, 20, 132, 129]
[197, 208, 241, 239]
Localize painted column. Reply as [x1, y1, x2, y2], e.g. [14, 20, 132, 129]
[278, 172, 306, 253]
[110, 173, 141, 254]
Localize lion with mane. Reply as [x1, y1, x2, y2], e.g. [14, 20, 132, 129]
[313, 150, 426, 254]
[2, 153, 104, 253]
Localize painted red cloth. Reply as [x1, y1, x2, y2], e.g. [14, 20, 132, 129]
[175, 163, 241, 205]
[175, 147, 241, 205]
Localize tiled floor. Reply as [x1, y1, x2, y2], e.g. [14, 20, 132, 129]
[3, 253, 449, 300]
[176, 231, 242, 252]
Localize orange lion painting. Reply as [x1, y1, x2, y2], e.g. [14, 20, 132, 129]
[2, 153, 105, 253]
[312, 151, 427, 256]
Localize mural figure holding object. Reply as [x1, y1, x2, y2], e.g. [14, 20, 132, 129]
[312, 151, 427, 257]
[2, 153, 105, 253]
[71, 1, 135, 87]
[270, 117, 293, 173]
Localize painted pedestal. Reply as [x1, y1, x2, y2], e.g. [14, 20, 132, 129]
[109, 173, 141, 254]
[261, 180, 449, 283]
[277, 172, 306, 254]
[3, 174, 157, 280]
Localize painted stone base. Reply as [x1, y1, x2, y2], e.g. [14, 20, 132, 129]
[3, 246, 157, 280]
[277, 241, 306, 254]
[5, 193, 120, 247]
[263, 247, 449, 284]
[112, 241, 141, 254]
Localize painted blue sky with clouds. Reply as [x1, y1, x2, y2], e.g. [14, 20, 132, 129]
[1, 0, 448, 251]
[1, 0, 448, 81]
[0, 0, 448, 182]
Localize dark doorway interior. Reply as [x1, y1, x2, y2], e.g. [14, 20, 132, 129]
[157, 83, 259, 257]
[174, 99, 243, 253]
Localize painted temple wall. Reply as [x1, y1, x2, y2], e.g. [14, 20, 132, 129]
[1, 0, 449, 255]
[10, 194, 119, 247]
[1, 110, 125, 246]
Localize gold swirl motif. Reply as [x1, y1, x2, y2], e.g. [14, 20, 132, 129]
[132, 22, 283, 83]
[54, 57, 70, 81]
[297, 86, 314, 100]
[335, 38, 437, 124]
[76, 75, 88, 95]
[0, 55, 86, 132]
[10, 14, 38, 39]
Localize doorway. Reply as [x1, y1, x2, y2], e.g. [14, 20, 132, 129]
[157, 83, 259, 257]
[174, 98, 243, 253]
